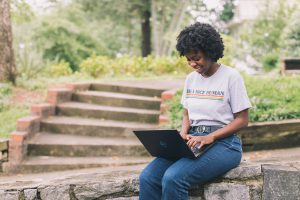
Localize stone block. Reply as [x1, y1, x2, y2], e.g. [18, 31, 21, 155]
[0, 139, 8, 152]
[24, 189, 37, 200]
[47, 88, 72, 104]
[159, 115, 169, 126]
[161, 89, 176, 101]
[39, 185, 70, 200]
[204, 183, 250, 200]
[16, 116, 40, 137]
[8, 132, 28, 163]
[0, 190, 19, 200]
[31, 103, 55, 118]
[160, 103, 168, 114]
[73, 181, 126, 199]
[107, 197, 139, 200]
[249, 182, 263, 200]
[10, 131, 27, 143]
[262, 164, 300, 200]
[223, 162, 262, 179]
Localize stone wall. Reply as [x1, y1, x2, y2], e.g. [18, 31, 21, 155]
[0, 161, 299, 200]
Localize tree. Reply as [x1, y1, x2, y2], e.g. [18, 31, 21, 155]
[77, 0, 189, 57]
[281, 8, 300, 57]
[0, 0, 16, 84]
[141, 0, 151, 57]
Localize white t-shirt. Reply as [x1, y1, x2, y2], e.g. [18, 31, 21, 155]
[181, 64, 252, 127]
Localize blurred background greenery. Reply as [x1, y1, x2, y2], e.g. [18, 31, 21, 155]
[1, 0, 300, 138]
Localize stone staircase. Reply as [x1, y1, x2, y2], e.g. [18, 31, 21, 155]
[13, 82, 170, 173]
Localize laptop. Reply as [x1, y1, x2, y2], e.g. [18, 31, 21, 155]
[133, 129, 215, 159]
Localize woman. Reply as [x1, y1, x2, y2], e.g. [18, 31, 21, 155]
[139, 22, 252, 200]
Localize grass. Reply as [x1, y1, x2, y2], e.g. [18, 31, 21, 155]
[0, 106, 29, 138]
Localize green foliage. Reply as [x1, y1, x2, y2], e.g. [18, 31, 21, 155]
[262, 53, 279, 72]
[0, 84, 12, 112]
[79, 55, 191, 77]
[281, 8, 300, 57]
[79, 55, 111, 77]
[219, 0, 235, 23]
[10, 0, 34, 24]
[219, 34, 234, 66]
[34, 3, 107, 71]
[14, 41, 50, 80]
[0, 107, 29, 138]
[166, 90, 184, 129]
[166, 75, 300, 129]
[238, 0, 296, 69]
[49, 61, 73, 77]
[0, 84, 28, 138]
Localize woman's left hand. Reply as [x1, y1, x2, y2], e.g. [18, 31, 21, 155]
[186, 135, 215, 149]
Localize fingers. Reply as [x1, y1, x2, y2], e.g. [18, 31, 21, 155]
[186, 136, 202, 148]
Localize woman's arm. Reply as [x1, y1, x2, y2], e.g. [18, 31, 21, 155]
[180, 108, 190, 140]
[186, 109, 249, 148]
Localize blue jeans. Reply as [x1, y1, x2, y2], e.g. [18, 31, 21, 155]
[139, 129, 242, 200]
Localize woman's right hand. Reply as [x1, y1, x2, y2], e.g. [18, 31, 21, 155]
[180, 132, 190, 140]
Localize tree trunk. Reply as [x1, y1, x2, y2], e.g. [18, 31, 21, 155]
[0, 0, 16, 84]
[151, 0, 159, 56]
[141, 0, 151, 57]
[161, 0, 188, 56]
[166, 0, 188, 56]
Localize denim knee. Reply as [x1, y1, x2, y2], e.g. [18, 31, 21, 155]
[139, 169, 150, 185]
[162, 170, 183, 189]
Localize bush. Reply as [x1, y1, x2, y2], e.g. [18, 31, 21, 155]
[237, 0, 296, 68]
[79, 55, 190, 77]
[281, 8, 300, 57]
[34, 4, 107, 72]
[48, 61, 73, 77]
[79, 55, 112, 77]
[166, 75, 300, 129]
[262, 53, 279, 72]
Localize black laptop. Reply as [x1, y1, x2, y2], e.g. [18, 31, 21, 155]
[133, 129, 215, 159]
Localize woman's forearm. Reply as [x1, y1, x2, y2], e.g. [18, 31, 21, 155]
[210, 110, 249, 141]
[180, 109, 190, 135]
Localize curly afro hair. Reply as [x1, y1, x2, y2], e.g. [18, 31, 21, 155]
[176, 22, 224, 62]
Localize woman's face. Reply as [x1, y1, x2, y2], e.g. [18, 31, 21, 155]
[185, 50, 214, 76]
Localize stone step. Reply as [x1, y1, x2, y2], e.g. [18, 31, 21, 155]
[90, 82, 164, 97]
[19, 156, 152, 173]
[41, 116, 159, 137]
[72, 90, 161, 110]
[27, 132, 149, 157]
[57, 102, 160, 123]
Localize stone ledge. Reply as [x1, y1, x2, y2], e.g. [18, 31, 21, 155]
[262, 163, 300, 200]
[2, 161, 293, 200]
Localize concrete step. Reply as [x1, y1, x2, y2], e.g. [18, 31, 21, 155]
[90, 82, 164, 97]
[41, 116, 159, 137]
[19, 156, 152, 173]
[57, 102, 160, 123]
[27, 132, 149, 157]
[72, 90, 161, 110]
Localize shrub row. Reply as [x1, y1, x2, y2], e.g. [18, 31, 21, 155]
[79, 55, 192, 77]
[166, 75, 300, 129]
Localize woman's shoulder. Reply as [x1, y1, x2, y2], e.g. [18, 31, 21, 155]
[220, 64, 243, 80]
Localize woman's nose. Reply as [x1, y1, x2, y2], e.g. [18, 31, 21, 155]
[189, 61, 197, 67]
